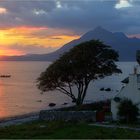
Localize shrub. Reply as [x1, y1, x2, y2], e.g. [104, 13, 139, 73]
[117, 98, 139, 123]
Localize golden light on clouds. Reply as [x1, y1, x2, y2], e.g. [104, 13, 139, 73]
[0, 26, 80, 56]
[115, 0, 132, 9]
[0, 7, 7, 14]
[0, 49, 24, 56]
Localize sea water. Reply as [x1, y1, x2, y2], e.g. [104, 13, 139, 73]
[0, 61, 137, 118]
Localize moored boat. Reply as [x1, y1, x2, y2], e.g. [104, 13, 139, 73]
[0, 75, 11, 78]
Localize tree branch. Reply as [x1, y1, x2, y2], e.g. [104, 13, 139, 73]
[81, 79, 90, 103]
[56, 86, 76, 100]
[68, 82, 73, 95]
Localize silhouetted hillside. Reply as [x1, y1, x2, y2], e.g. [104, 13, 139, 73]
[1, 26, 140, 61]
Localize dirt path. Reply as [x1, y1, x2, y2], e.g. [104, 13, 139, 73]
[89, 123, 140, 131]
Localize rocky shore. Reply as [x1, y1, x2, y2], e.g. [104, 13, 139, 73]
[0, 112, 39, 127]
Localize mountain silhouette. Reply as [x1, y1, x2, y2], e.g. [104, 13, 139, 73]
[1, 26, 140, 61]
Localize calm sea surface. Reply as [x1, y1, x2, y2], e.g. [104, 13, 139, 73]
[0, 61, 137, 118]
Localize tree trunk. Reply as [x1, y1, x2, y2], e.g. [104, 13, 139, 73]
[75, 81, 90, 106]
[76, 86, 89, 106]
[81, 84, 89, 104]
[76, 98, 83, 106]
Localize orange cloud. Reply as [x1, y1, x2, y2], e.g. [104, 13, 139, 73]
[17, 26, 48, 30]
[0, 49, 24, 56]
[0, 26, 80, 56]
[0, 7, 7, 14]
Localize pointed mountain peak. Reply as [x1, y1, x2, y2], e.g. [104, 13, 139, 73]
[93, 26, 109, 32]
[80, 26, 113, 40]
[94, 26, 105, 31]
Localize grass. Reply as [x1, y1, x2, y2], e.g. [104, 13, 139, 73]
[0, 120, 140, 139]
[111, 121, 140, 128]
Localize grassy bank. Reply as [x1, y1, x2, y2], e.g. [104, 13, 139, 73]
[0, 120, 140, 139]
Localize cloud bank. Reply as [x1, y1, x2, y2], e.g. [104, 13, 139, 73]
[0, 0, 140, 55]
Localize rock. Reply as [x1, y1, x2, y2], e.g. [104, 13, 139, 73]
[49, 103, 56, 107]
[105, 88, 111, 91]
[100, 88, 104, 91]
[62, 103, 68, 105]
[39, 125, 46, 128]
[37, 100, 42, 102]
[72, 99, 76, 103]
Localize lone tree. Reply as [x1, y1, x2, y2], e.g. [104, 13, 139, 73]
[37, 40, 121, 105]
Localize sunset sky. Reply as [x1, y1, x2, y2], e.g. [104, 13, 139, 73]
[0, 0, 140, 56]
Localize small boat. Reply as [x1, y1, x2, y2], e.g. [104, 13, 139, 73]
[0, 75, 11, 78]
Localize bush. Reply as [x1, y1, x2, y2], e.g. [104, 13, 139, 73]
[117, 98, 139, 123]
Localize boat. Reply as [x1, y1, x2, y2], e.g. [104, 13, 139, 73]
[0, 75, 11, 78]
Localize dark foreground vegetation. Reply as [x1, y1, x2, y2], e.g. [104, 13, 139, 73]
[0, 120, 140, 139]
[59, 100, 110, 112]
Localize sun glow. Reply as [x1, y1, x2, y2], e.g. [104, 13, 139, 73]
[0, 49, 24, 56]
[0, 26, 80, 56]
[0, 81, 9, 118]
[0, 7, 7, 14]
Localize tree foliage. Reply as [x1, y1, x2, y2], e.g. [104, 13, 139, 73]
[37, 40, 121, 105]
[118, 98, 139, 123]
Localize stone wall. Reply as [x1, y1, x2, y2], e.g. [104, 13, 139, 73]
[39, 110, 96, 122]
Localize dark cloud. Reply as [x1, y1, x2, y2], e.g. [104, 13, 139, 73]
[50, 37, 62, 40]
[0, 0, 140, 34]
